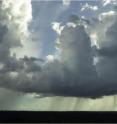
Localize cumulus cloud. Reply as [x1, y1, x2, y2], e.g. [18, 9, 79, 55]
[0, 1, 99, 98]
[1, 0, 40, 59]
[0, 0, 41, 90]
[1, 0, 117, 100]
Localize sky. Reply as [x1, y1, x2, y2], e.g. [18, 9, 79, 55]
[1, 0, 117, 110]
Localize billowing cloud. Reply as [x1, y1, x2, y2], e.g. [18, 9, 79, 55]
[0, 0, 40, 59]
[0, 0, 41, 91]
[0, 3, 99, 98]
[1, 0, 117, 101]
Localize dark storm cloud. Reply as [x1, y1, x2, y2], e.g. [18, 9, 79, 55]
[0, 13, 101, 98]
[95, 19, 117, 58]
[95, 46, 117, 57]
[91, 10, 117, 92]
[21, 56, 44, 63]
[0, 25, 7, 42]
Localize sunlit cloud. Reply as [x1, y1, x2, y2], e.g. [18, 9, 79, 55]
[81, 3, 98, 12]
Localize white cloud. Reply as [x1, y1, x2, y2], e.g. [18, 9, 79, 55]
[51, 22, 64, 35]
[67, 22, 77, 28]
[99, 11, 116, 21]
[62, 0, 71, 6]
[0, 0, 40, 59]
[46, 55, 54, 63]
[81, 3, 98, 12]
[90, 33, 99, 47]
[102, 0, 117, 6]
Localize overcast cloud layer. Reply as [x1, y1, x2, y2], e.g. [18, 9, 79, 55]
[0, 0, 117, 101]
